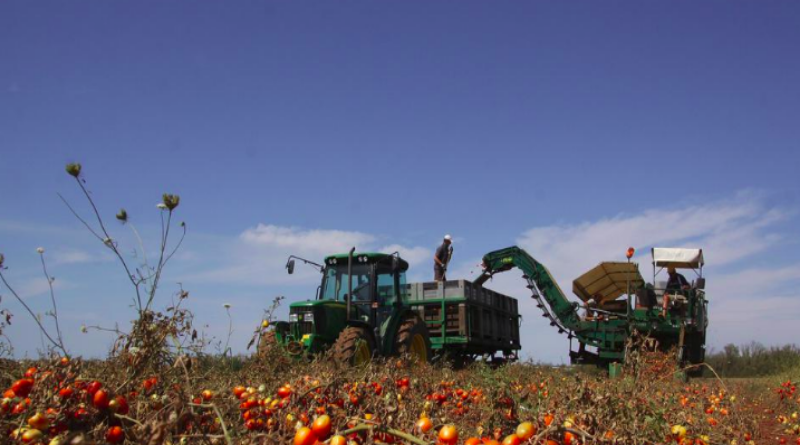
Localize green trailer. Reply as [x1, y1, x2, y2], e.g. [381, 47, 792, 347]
[405, 280, 521, 362]
[273, 250, 520, 364]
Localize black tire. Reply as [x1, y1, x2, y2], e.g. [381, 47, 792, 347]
[333, 326, 375, 366]
[393, 315, 432, 364]
[685, 333, 706, 377]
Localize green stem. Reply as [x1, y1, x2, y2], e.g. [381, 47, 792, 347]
[337, 423, 430, 445]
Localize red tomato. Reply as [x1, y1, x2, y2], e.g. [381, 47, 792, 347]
[503, 435, 522, 445]
[105, 426, 124, 443]
[277, 385, 293, 399]
[86, 380, 102, 396]
[11, 379, 34, 398]
[311, 414, 332, 439]
[58, 387, 74, 399]
[24, 367, 38, 378]
[109, 396, 129, 415]
[232, 385, 246, 398]
[564, 431, 578, 445]
[93, 389, 110, 409]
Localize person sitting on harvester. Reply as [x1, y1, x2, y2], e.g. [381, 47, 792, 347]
[662, 266, 690, 317]
[666, 266, 690, 292]
[434, 235, 453, 281]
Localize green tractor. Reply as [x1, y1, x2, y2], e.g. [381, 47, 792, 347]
[273, 248, 431, 365]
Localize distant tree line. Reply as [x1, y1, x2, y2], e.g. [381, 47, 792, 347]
[704, 342, 800, 377]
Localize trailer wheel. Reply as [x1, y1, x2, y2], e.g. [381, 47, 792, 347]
[333, 326, 375, 366]
[394, 315, 432, 364]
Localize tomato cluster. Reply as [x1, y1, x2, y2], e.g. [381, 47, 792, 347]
[1, 359, 129, 444]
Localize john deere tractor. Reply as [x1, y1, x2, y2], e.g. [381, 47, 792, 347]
[274, 248, 431, 365]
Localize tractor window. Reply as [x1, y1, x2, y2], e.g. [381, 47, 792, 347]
[321, 264, 372, 302]
[376, 270, 396, 306]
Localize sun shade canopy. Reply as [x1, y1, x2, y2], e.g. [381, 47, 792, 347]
[652, 248, 704, 269]
[572, 262, 645, 304]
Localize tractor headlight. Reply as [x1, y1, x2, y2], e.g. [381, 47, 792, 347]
[303, 312, 314, 322]
[289, 314, 299, 323]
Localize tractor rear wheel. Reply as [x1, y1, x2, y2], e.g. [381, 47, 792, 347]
[685, 333, 706, 377]
[393, 315, 432, 364]
[333, 326, 375, 366]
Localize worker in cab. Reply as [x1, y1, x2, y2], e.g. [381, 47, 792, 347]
[665, 266, 690, 292]
[434, 234, 453, 281]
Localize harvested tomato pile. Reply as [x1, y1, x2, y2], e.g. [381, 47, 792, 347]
[0, 347, 787, 445]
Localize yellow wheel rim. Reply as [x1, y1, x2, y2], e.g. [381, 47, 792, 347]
[353, 340, 371, 366]
[409, 333, 428, 363]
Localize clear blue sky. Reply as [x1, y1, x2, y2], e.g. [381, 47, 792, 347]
[1, 1, 799, 362]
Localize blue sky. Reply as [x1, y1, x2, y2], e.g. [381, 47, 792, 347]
[1, 1, 799, 362]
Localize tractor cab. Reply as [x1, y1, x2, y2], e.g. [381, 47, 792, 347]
[278, 251, 430, 364]
[319, 252, 408, 330]
[648, 248, 706, 318]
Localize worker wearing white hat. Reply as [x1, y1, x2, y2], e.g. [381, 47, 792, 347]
[434, 235, 454, 281]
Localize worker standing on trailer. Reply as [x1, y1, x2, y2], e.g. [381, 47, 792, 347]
[434, 235, 453, 281]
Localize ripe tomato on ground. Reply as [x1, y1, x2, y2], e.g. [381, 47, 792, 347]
[311, 414, 332, 439]
[86, 380, 102, 396]
[293, 426, 317, 445]
[105, 426, 124, 443]
[93, 389, 110, 409]
[12, 379, 34, 397]
[438, 425, 458, 445]
[516, 422, 536, 440]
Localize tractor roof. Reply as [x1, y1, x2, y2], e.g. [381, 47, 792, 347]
[323, 252, 409, 271]
[652, 248, 704, 269]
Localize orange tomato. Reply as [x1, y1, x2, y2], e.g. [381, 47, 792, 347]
[311, 414, 332, 439]
[294, 427, 317, 445]
[20, 428, 43, 443]
[232, 385, 246, 398]
[543, 414, 554, 426]
[438, 424, 458, 444]
[93, 389, 110, 409]
[330, 435, 347, 445]
[464, 438, 481, 445]
[564, 431, 578, 445]
[27, 411, 50, 430]
[516, 422, 537, 440]
[503, 434, 522, 445]
[416, 416, 433, 433]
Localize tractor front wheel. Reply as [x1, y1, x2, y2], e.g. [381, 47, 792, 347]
[394, 315, 432, 364]
[333, 326, 375, 366]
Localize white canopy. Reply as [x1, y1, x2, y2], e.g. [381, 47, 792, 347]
[652, 248, 704, 269]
